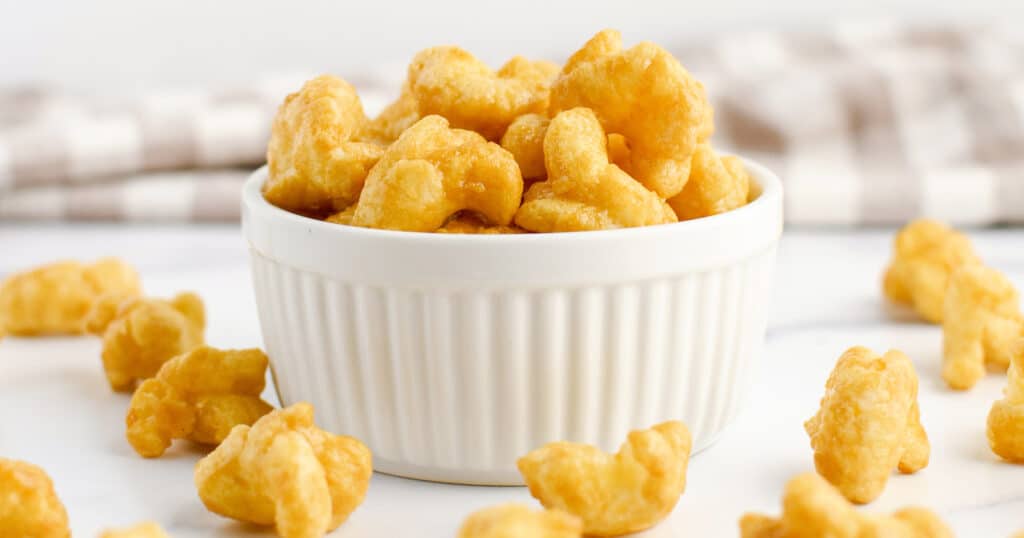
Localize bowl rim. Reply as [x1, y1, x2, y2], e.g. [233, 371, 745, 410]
[242, 156, 783, 244]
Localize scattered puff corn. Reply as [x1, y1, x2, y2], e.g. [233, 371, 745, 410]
[98, 522, 171, 538]
[739, 473, 952, 538]
[457, 504, 582, 538]
[194, 403, 372, 538]
[0, 458, 70, 538]
[883, 219, 980, 323]
[987, 338, 1024, 462]
[942, 264, 1022, 390]
[126, 346, 274, 458]
[83, 292, 206, 392]
[804, 346, 929, 504]
[517, 420, 691, 536]
[0, 258, 140, 337]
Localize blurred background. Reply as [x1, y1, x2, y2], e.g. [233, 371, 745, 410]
[2, 0, 1024, 226]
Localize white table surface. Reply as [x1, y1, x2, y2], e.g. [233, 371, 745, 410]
[2, 224, 1023, 537]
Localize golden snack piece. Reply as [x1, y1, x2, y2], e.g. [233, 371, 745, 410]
[668, 145, 751, 220]
[98, 522, 171, 538]
[457, 504, 582, 538]
[550, 30, 712, 199]
[987, 338, 1024, 462]
[0, 458, 70, 538]
[515, 107, 677, 232]
[437, 213, 525, 234]
[805, 346, 929, 504]
[408, 46, 557, 140]
[324, 205, 356, 225]
[84, 292, 206, 392]
[517, 420, 691, 536]
[264, 75, 384, 215]
[126, 346, 274, 458]
[883, 219, 981, 323]
[195, 403, 372, 538]
[739, 473, 952, 538]
[364, 83, 420, 143]
[0, 258, 140, 337]
[500, 113, 550, 182]
[352, 115, 523, 232]
[942, 264, 1022, 390]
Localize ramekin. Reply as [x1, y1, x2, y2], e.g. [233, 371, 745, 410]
[243, 160, 783, 485]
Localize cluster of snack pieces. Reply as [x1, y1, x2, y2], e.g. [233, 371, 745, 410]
[262, 29, 753, 233]
[1, 224, 1022, 536]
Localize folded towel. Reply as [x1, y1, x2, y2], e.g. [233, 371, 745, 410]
[1, 22, 1022, 225]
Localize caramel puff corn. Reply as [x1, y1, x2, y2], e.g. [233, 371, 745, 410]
[739, 473, 952, 538]
[514, 107, 677, 232]
[517, 420, 691, 536]
[0, 458, 70, 538]
[98, 522, 171, 538]
[550, 30, 713, 199]
[0, 257, 139, 337]
[942, 264, 1022, 390]
[407, 46, 558, 140]
[457, 504, 582, 538]
[194, 403, 372, 538]
[883, 219, 980, 323]
[126, 346, 274, 458]
[351, 115, 523, 232]
[987, 338, 1024, 462]
[83, 292, 206, 392]
[805, 346, 929, 504]
[264, 74, 384, 216]
[667, 144, 751, 220]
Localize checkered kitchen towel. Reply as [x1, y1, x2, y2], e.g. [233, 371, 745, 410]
[2, 22, 1023, 225]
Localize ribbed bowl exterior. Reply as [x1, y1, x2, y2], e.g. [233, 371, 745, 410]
[251, 245, 776, 485]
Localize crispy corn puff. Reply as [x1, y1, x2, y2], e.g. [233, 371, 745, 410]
[363, 83, 421, 143]
[668, 145, 751, 220]
[457, 504, 582, 538]
[739, 473, 952, 538]
[98, 522, 171, 538]
[264, 75, 384, 215]
[84, 292, 205, 392]
[987, 338, 1024, 462]
[408, 46, 557, 140]
[500, 113, 550, 182]
[352, 115, 523, 232]
[0, 459, 70, 538]
[126, 346, 274, 458]
[194, 403, 372, 538]
[942, 264, 1023, 390]
[805, 346, 929, 504]
[883, 219, 981, 323]
[324, 204, 356, 225]
[550, 31, 712, 199]
[514, 107, 677, 232]
[0, 258, 140, 337]
[517, 420, 691, 536]
[437, 213, 525, 234]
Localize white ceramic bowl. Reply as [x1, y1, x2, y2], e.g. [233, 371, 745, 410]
[242, 160, 783, 485]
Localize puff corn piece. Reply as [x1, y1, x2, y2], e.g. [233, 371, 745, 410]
[126, 346, 274, 458]
[517, 420, 691, 536]
[324, 205, 356, 225]
[363, 84, 420, 143]
[457, 504, 582, 538]
[437, 213, 524, 234]
[942, 264, 1022, 390]
[804, 346, 929, 504]
[500, 113, 550, 182]
[194, 403, 372, 538]
[0, 459, 70, 538]
[98, 522, 171, 538]
[352, 115, 523, 232]
[550, 31, 713, 199]
[0, 257, 139, 337]
[515, 107, 676, 232]
[264, 75, 384, 215]
[739, 473, 952, 538]
[988, 338, 1024, 461]
[668, 145, 751, 220]
[408, 46, 557, 140]
[84, 292, 205, 392]
[883, 219, 981, 323]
